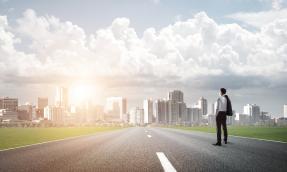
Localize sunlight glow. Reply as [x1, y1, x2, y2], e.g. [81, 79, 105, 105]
[69, 83, 95, 105]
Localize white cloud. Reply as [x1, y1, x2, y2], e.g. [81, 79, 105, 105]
[272, 0, 283, 10]
[227, 8, 287, 28]
[227, 0, 287, 28]
[1, 9, 287, 90]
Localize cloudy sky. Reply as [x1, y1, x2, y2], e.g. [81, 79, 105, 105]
[0, 0, 287, 116]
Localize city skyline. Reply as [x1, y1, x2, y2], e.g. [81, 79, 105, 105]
[1, 87, 285, 127]
[0, 86, 287, 117]
[0, 0, 287, 116]
[1, 87, 286, 119]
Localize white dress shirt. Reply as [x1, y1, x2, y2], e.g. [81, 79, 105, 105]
[215, 95, 227, 115]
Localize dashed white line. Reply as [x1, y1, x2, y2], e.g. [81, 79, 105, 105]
[156, 152, 177, 172]
[147, 134, 152, 138]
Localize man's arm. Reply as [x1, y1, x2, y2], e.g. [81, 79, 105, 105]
[215, 98, 219, 116]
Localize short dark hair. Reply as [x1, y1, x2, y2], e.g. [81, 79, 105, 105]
[220, 88, 226, 94]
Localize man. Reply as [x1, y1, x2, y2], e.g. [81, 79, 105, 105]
[214, 88, 232, 146]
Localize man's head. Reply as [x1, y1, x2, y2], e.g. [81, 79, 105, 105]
[220, 88, 226, 96]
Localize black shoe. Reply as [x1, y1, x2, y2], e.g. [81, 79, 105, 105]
[224, 140, 227, 144]
[213, 142, 221, 146]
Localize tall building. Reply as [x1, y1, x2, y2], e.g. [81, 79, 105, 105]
[244, 104, 260, 123]
[129, 108, 137, 125]
[178, 102, 187, 122]
[143, 99, 153, 124]
[55, 87, 68, 108]
[211, 103, 215, 115]
[0, 97, 18, 111]
[167, 100, 180, 124]
[38, 97, 48, 109]
[105, 97, 127, 122]
[197, 97, 208, 115]
[37, 97, 48, 118]
[137, 108, 144, 125]
[167, 90, 186, 124]
[191, 108, 202, 124]
[284, 104, 287, 118]
[153, 99, 168, 123]
[186, 108, 192, 123]
[44, 106, 64, 122]
[129, 107, 144, 125]
[168, 90, 184, 102]
[186, 107, 202, 125]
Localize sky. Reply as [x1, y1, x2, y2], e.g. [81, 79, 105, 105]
[0, 0, 287, 117]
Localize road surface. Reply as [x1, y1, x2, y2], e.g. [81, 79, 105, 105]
[0, 127, 287, 172]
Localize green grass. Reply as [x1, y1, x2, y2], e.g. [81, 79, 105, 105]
[0, 127, 124, 150]
[168, 126, 287, 142]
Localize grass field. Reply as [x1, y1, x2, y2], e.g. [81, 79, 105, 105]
[168, 126, 287, 142]
[0, 127, 124, 150]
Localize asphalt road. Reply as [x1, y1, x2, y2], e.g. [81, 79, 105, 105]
[0, 127, 287, 172]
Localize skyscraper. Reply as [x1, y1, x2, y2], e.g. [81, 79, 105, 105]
[167, 100, 180, 124]
[143, 99, 153, 124]
[187, 107, 202, 125]
[168, 90, 184, 102]
[197, 97, 208, 115]
[55, 87, 68, 108]
[178, 102, 187, 122]
[244, 104, 260, 123]
[129, 107, 144, 125]
[167, 90, 185, 124]
[37, 97, 48, 118]
[153, 99, 168, 123]
[284, 105, 287, 118]
[105, 97, 127, 122]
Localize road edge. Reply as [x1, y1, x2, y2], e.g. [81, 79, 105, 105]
[159, 127, 287, 144]
[0, 127, 129, 152]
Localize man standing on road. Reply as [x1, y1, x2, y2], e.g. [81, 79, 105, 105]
[214, 88, 232, 146]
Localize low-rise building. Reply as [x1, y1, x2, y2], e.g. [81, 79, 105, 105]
[0, 109, 18, 122]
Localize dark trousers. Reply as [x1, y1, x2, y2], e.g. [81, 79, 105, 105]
[216, 111, 227, 143]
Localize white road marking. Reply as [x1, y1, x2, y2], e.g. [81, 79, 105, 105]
[145, 130, 148, 133]
[147, 134, 152, 138]
[228, 135, 287, 144]
[156, 152, 177, 172]
[164, 128, 287, 144]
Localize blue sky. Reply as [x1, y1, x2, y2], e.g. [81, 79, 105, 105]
[0, 0, 287, 116]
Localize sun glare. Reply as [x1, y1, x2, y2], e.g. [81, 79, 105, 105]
[70, 84, 94, 105]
